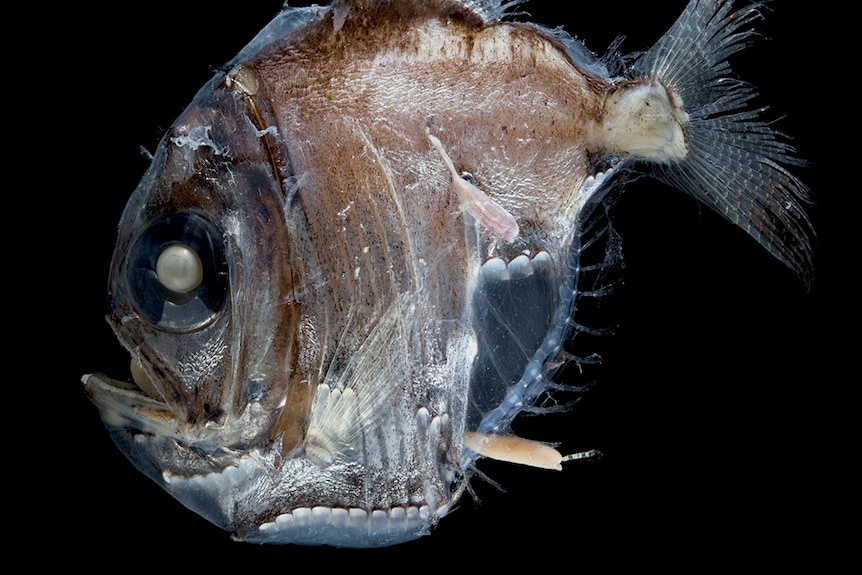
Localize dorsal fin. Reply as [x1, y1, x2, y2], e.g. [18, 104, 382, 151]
[330, 0, 522, 24]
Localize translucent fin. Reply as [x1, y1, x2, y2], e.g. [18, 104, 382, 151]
[461, 0, 525, 22]
[632, 0, 814, 287]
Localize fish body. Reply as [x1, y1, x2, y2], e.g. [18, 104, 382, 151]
[83, 0, 812, 547]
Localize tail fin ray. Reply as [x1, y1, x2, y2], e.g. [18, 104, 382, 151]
[634, 1, 814, 286]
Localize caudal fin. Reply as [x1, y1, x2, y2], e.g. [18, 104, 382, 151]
[633, 0, 814, 287]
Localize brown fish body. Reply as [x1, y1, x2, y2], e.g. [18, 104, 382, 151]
[84, 0, 812, 547]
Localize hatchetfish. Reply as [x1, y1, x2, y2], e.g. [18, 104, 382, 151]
[82, 0, 813, 547]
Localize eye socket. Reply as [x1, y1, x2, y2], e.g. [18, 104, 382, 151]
[126, 213, 228, 331]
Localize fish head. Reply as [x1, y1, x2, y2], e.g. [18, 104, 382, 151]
[84, 73, 330, 535]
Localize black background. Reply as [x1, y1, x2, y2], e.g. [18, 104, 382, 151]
[34, 0, 848, 567]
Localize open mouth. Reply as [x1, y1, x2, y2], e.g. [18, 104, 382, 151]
[82, 328, 178, 434]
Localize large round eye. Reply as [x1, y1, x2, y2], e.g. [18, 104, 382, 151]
[126, 213, 228, 331]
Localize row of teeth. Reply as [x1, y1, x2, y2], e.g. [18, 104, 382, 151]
[258, 504, 432, 534]
[481, 250, 552, 280]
